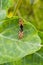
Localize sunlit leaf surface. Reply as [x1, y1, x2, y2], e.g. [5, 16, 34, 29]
[0, 16, 41, 64]
[3, 47, 43, 65]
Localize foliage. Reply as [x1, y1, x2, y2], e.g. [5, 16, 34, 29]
[0, 0, 43, 65]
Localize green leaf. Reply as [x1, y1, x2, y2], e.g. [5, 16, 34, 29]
[0, 16, 41, 64]
[3, 47, 43, 65]
[0, 0, 14, 10]
[0, 10, 6, 20]
[20, 47, 43, 65]
[38, 31, 43, 44]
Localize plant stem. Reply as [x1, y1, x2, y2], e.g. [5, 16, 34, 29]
[14, 0, 22, 16]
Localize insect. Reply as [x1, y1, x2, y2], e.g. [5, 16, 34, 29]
[18, 18, 24, 39]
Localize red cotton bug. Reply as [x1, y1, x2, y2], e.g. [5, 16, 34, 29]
[18, 18, 24, 39]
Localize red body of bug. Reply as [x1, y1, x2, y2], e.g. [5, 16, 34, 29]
[18, 19, 24, 39]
